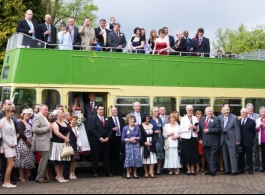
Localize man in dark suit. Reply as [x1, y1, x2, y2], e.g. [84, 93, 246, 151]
[193, 28, 210, 57]
[183, 30, 194, 53]
[17, 9, 41, 48]
[238, 108, 256, 175]
[39, 14, 57, 49]
[107, 23, 127, 52]
[163, 27, 175, 48]
[199, 107, 222, 176]
[94, 19, 111, 51]
[89, 105, 112, 177]
[219, 106, 241, 176]
[67, 18, 81, 50]
[108, 107, 125, 175]
[84, 93, 100, 143]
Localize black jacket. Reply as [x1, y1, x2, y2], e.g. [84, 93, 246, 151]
[193, 37, 210, 57]
[140, 124, 157, 159]
[94, 27, 111, 47]
[17, 19, 40, 39]
[108, 116, 125, 146]
[238, 118, 256, 147]
[39, 23, 57, 45]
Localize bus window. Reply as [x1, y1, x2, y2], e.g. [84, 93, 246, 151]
[115, 97, 150, 117]
[42, 89, 60, 111]
[180, 98, 210, 116]
[153, 97, 176, 114]
[1, 87, 11, 103]
[214, 98, 242, 116]
[12, 88, 36, 118]
[245, 98, 265, 113]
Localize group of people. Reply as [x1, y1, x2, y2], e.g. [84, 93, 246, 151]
[17, 9, 216, 56]
[1, 91, 265, 188]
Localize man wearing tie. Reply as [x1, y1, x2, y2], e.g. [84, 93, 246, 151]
[199, 107, 221, 176]
[67, 18, 81, 50]
[219, 106, 241, 176]
[94, 19, 111, 51]
[89, 105, 112, 178]
[39, 14, 57, 49]
[107, 23, 127, 52]
[159, 107, 169, 127]
[131, 102, 145, 126]
[79, 17, 96, 50]
[163, 27, 175, 48]
[108, 107, 125, 175]
[17, 9, 41, 47]
[193, 28, 210, 57]
[183, 30, 194, 54]
[246, 103, 261, 172]
[238, 108, 256, 175]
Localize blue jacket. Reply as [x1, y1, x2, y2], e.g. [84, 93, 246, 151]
[185, 37, 193, 51]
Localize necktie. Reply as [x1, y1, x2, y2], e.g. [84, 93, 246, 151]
[101, 117, 105, 127]
[116, 32, 120, 40]
[47, 24, 51, 42]
[136, 114, 141, 124]
[248, 114, 253, 119]
[102, 29, 107, 45]
[161, 116, 165, 124]
[114, 117, 120, 136]
[224, 117, 228, 128]
[70, 26, 74, 44]
[204, 118, 209, 129]
[199, 39, 202, 45]
[29, 21, 35, 38]
[242, 118, 246, 126]
[90, 103, 94, 112]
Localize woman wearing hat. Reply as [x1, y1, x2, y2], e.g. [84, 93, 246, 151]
[14, 108, 35, 182]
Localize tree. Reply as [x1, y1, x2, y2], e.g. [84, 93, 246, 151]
[213, 24, 265, 54]
[48, 0, 99, 26]
[22, 0, 47, 24]
[0, 0, 25, 73]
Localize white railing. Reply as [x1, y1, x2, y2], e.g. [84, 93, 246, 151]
[6, 33, 265, 60]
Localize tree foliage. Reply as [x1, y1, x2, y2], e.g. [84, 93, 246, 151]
[48, 0, 99, 26]
[22, 0, 47, 23]
[0, 0, 25, 72]
[213, 24, 265, 54]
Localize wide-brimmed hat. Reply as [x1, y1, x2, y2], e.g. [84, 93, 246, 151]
[21, 108, 33, 117]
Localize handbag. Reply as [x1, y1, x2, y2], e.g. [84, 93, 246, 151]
[236, 146, 243, 154]
[61, 143, 74, 158]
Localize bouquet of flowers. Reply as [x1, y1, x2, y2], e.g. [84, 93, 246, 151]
[77, 113, 84, 127]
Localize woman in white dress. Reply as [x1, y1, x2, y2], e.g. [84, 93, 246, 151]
[0, 106, 17, 188]
[58, 22, 73, 50]
[140, 115, 157, 178]
[71, 94, 90, 153]
[163, 114, 182, 175]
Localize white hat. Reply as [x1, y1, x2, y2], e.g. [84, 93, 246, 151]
[21, 108, 33, 117]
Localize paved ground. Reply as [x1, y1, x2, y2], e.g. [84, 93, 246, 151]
[1, 171, 265, 194]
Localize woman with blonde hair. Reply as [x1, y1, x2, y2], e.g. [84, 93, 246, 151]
[0, 106, 17, 188]
[163, 114, 182, 175]
[148, 29, 158, 53]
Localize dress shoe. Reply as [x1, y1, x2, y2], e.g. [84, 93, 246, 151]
[211, 173, 216, 177]
[28, 176, 35, 181]
[248, 171, 254, 175]
[205, 172, 211, 175]
[92, 174, 99, 178]
[258, 169, 264, 172]
[229, 173, 237, 176]
[238, 170, 245, 174]
[10, 180, 17, 185]
[36, 179, 49, 183]
[106, 173, 113, 177]
[111, 171, 117, 176]
[223, 172, 231, 175]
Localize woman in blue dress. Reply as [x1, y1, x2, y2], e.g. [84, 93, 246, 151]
[150, 107, 165, 175]
[122, 114, 142, 179]
[130, 27, 145, 54]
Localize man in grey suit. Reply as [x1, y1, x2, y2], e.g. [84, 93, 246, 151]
[246, 103, 261, 171]
[199, 107, 222, 176]
[67, 18, 81, 50]
[219, 106, 241, 176]
[159, 107, 169, 127]
[107, 23, 127, 52]
[32, 104, 52, 183]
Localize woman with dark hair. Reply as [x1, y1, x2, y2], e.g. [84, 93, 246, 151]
[130, 27, 145, 54]
[122, 114, 142, 179]
[195, 110, 205, 173]
[153, 29, 170, 55]
[140, 115, 157, 178]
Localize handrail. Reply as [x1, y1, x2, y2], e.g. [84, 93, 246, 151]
[6, 33, 265, 60]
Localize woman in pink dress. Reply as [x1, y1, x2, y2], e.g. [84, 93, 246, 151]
[152, 29, 170, 55]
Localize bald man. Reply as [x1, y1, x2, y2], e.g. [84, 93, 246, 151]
[39, 14, 57, 48]
[17, 9, 40, 42]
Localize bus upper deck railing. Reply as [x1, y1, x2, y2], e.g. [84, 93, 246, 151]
[6, 33, 265, 60]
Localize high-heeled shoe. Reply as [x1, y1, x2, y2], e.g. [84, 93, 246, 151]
[133, 175, 139, 179]
[186, 172, 191, 176]
[191, 172, 197, 176]
[126, 176, 131, 179]
[149, 174, 155, 178]
[144, 174, 149, 178]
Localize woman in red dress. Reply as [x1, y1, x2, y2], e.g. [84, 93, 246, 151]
[195, 110, 205, 172]
[152, 29, 170, 55]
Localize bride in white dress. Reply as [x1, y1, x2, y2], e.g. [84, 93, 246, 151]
[71, 94, 91, 152]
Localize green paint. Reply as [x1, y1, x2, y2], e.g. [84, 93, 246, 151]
[0, 48, 264, 89]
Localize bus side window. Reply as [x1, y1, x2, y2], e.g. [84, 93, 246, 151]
[42, 89, 60, 111]
[115, 97, 150, 117]
[153, 97, 176, 115]
[245, 98, 265, 114]
[214, 98, 242, 116]
[180, 98, 210, 116]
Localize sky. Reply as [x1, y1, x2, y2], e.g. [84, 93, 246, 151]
[93, 0, 265, 51]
